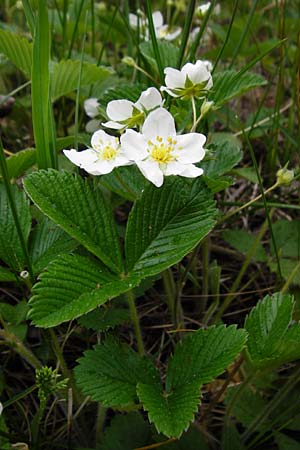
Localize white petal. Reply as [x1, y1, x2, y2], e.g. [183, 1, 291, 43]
[164, 161, 187, 176]
[182, 60, 211, 85]
[179, 164, 204, 178]
[142, 108, 176, 140]
[85, 119, 101, 133]
[85, 160, 116, 175]
[160, 86, 180, 98]
[135, 87, 163, 111]
[114, 155, 134, 167]
[164, 67, 186, 89]
[152, 11, 163, 28]
[120, 129, 148, 161]
[158, 25, 181, 41]
[63, 149, 97, 167]
[137, 160, 164, 187]
[106, 99, 134, 121]
[102, 120, 124, 130]
[202, 59, 213, 72]
[91, 130, 119, 149]
[175, 133, 206, 163]
[84, 98, 99, 118]
[129, 13, 138, 28]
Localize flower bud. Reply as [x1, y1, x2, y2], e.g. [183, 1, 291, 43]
[122, 56, 136, 67]
[276, 167, 294, 185]
[200, 100, 214, 117]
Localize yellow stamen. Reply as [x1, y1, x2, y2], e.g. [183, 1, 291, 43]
[101, 145, 118, 160]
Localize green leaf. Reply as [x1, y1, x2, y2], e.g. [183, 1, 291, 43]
[221, 424, 246, 450]
[137, 379, 201, 439]
[231, 167, 259, 184]
[100, 166, 148, 201]
[202, 133, 242, 178]
[140, 41, 179, 72]
[78, 305, 129, 331]
[166, 325, 247, 389]
[23, 170, 123, 273]
[51, 60, 113, 101]
[100, 413, 151, 450]
[74, 338, 159, 407]
[0, 184, 31, 272]
[275, 432, 300, 450]
[210, 70, 267, 106]
[0, 301, 28, 324]
[222, 229, 267, 262]
[99, 83, 147, 105]
[28, 253, 140, 327]
[30, 217, 78, 274]
[2, 148, 36, 181]
[125, 178, 217, 278]
[245, 292, 294, 369]
[203, 175, 233, 193]
[0, 29, 32, 76]
[0, 266, 17, 282]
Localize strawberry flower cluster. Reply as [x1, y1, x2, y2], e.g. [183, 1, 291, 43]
[64, 60, 213, 188]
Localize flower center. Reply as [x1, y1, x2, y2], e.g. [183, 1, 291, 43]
[101, 145, 118, 160]
[148, 136, 177, 164]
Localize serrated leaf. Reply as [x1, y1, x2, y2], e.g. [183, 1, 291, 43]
[28, 253, 140, 327]
[140, 41, 179, 72]
[210, 70, 267, 106]
[78, 305, 129, 331]
[99, 83, 147, 105]
[0, 266, 17, 282]
[51, 60, 113, 101]
[0, 300, 28, 324]
[74, 338, 159, 407]
[30, 217, 78, 274]
[202, 133, 242, 178]
[203, 175, 233, 193]
[0, 184, 31, 272]
[0, 29, 32, 76]
[166, 325, 247, 389]
[100, 413, 151, 450]
[245, 293, 294, 368]
[23, 170, 123, 273]
[137, 379, 201, 439]
[100, 166, 148, 201]
[125, 178, 217, 278]
[222, 229, 267, 262]
[3, 148, 36, 181]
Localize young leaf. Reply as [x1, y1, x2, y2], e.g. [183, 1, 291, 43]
[0, 29, 32, 76]
[51, 60, 113, 101]
[222, 229, 267, 262]
[125, 178, 217, 278]
[0, 184, 31, 272]
[209, 70, 266, 106]
[100, 413, 151, 450]
[28, 253, 140, 328]
[3, 148, 36, 181]
[137, 380, 201, 439]
[30, 217, 78, 275]
[74, 338, 159, 407]
[245, 292, 294, 368]
[23, 170, 124, 273]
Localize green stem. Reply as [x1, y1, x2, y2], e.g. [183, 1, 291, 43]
[162, 269, 176, 323]
[145, 0, 164, 82]
[0, 329, 41, 369]
[95, 404, 107, 444]
[177, 0, 196, 68]
[190, 96, 197, 131]
[200, 236, 210, 313]
[0, 138, 34, 282]
[126, 290, 144, 355]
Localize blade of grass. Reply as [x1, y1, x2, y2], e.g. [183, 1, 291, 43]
[145, 0, 164, 82]
[21, 0, 35, 35]
[189, 0, 216, 62]
[0, 138, 34, 283]
[67, 0, 85, 59]
[31, 0, 57, 169]
[177, 0, 196, 68]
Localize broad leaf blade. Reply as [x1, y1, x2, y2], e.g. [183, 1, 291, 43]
[28, 253, 140, 327]
[125, 178, 217, 278]
[202, 133, 242, 178]
[245, 292, 294, 368]
[137, 380, 200, 439]
[74, 338, 159, 407]
[100, 166, 148, 201]
[166, 325, 247, 390]
[0, 29, 32, 76]
[23, 170, 123, 273]
[4, 148, 36, 181]
[0, 266, 17, 282]
[0, 184, 31, 272]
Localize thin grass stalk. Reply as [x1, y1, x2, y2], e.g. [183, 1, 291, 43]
[126, 290, 145, 356]
[176, 0, 196, 68]
[62, 0, 69, 55]
[212, 0, 239, 74]
[67, 0, 85, 59]
[96, 5, 118, 66]
[90, 0, 95, 57]
[189, 0, 216, 62]
[0, 138, 34, 282]
[31, 0, 57, 169]
[229, 0, 260, 68]
[145, 0, 164, 82]
[21, 0, 35, 35]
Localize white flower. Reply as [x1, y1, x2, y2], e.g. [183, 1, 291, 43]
[197, 2, 211, 17]
[129, 10, 181, 41]
[120, 108, 206, 187]
[63, 130, 132, 175]
[102, 87, 163, 130]
[84, 98, 101, 133]
[161, 60, 213, 99]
